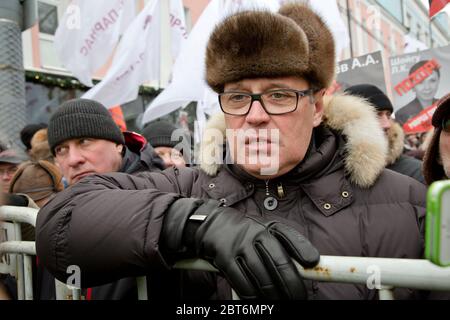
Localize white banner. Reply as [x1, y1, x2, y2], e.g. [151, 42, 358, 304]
[305, 0, 350, 58]
[142, 0, 280, 134]
[82, 0, 161, 108]
[54, 0, 135, 87]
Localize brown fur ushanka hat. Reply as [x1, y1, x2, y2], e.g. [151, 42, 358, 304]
[206, 3, 335, 93]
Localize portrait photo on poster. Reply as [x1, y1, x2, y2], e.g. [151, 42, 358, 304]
[390, 45, 450, 132]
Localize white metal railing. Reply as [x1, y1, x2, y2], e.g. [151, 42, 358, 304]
[0, 206, 37, 227]
[2, 206, 450, 300]
[174, 256, 450, 300]
[0, 206, 38, 300]
[0, 241, 36, 300]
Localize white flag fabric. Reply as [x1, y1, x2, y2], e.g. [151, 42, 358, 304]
[82, 0, 161, 108]
[170, 0, 188, 61]
[54, 0, 135, 86]
[141, 0, 280, 127]
[404, 33, 429, 53]
[306, 0, 350, 57]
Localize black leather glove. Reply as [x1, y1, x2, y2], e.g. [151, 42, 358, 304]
[161, 199, 320, 300]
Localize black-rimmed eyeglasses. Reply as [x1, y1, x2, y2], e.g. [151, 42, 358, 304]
[218, 89, 314, 116]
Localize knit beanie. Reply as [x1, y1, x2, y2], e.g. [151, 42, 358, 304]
[48, 99, 125, 154]
[345, 84, 394, 113]
[142, 120, 183, 149]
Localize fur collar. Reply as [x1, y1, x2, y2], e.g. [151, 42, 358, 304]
[385, 121, 405, 165]
[199, 93, 387, 188]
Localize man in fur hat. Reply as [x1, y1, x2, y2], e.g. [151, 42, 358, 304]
[423, 93, 450, 184]
[36, 4, 427, 299]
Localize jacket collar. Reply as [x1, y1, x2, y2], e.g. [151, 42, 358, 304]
[203, 127, 353, 216]
[120, 131, 165, 173]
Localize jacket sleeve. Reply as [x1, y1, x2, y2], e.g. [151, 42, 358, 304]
[35, 168, 200, 287]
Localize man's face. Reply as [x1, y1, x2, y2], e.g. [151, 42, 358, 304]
[0, 163, 18, 192]
[413, 71, 440, 104]
[377, 110, 392, 134]
[223, 76, 324, 179]
[54, 138, 123, 185]
[154, 146, 186, 168]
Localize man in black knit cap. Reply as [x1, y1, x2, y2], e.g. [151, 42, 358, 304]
[20, 123, 47, 154]
[47, 98, 164, 185]
[345, 84, 425, 184]
[142, 120, 188, 168]
[39, 98, 164, 300]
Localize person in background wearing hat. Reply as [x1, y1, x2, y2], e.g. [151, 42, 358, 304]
[28, 128, 53, 163]
[8, 160, 64, 240]
[0, 149, 28, 193]
[20, 123, 47, 155]
[36, 4, 427, 300]
[423, 93, 450, 185]
[142, 120, 187, 168]
[47, 98, 164, 186]
[345, 84, 425, 184]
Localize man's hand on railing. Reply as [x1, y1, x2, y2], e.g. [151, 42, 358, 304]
[161, 199, 320, 299]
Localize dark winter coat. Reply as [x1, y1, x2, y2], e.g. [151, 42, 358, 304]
[36, 94, 427, 300]
[37, 131, 164, 300]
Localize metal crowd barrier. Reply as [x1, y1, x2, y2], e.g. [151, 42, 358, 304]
[0, 206, 83, 300]
[174, 257, 450, 300]
[2, 205, 450, 300]
[0, 205, 38, 300]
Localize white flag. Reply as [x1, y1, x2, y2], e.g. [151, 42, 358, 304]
[170, 0, 188, 61]
[142, 0, 280, 128]
[82, 0, 161, 108]
[54, 0, 135, 86]
[306, 0, 350, 57]
[404, 33, 429, 53]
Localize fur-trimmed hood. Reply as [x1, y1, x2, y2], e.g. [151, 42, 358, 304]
[199, 93, 387, 188]
[385, 121, 405, 165]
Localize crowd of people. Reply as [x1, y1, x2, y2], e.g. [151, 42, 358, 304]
[1, 3, 450, 300]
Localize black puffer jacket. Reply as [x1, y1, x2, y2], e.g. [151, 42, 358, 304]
[37, 131, 164, 300]
[36, 94, 427, 299]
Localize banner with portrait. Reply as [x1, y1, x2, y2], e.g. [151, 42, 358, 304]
[390, 45, 450, 134]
